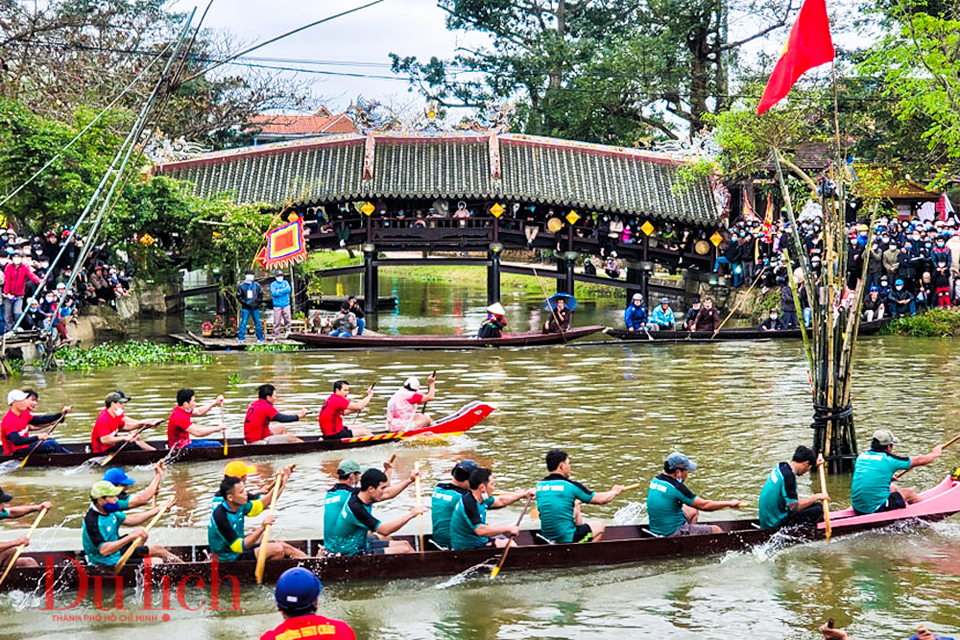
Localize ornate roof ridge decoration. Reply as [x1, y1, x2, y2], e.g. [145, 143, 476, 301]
[499, 133, 696, 166]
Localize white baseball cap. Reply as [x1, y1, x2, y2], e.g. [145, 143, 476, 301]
[7, 389, 28, 405]
[403, 377, 421, 391]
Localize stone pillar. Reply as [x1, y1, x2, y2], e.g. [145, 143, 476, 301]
[487, 248, 501, 304]
[362, 244, 378, 318]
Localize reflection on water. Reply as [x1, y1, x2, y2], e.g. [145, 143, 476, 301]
[3, 273, 960, 638]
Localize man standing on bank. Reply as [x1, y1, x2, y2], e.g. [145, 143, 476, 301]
[269, 270, 292, 340]
[536, 449, 625, 543]
[237, 270, 265, 344]
[758, 445, 828, 529]
[646, 452, 747, 536]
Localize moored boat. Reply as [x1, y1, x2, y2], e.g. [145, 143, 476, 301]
[604, 319, 887, 343]
[0, 401, 495, 469]
[9, 475, 959, 593]
[288, 325, 605, 349]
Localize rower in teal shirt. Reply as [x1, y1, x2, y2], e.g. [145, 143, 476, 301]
[758, 445, 826, 529]
[646, 452, 745, 537]
[851, 429, 941, 515]
[536, 449, 624, 543]
[431, 459, 477, 549]
[323, 459, 362, 545]
[327, 468, 422, 556]
[448, 467, 531, 550]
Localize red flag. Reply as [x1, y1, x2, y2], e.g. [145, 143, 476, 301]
[763, 192, 775, 240]
[757, 0, 834, 114]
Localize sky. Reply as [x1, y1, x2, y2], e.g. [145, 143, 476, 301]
[176, 0, 476, 114]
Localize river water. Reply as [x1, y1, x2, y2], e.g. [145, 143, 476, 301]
[2, 274, 960, 639]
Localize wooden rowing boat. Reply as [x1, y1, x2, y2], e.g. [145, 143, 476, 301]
[604, 319, 887, 343]
[0, 401, 495, 469]
[9, 475, 958, 593]
[288, 325, 605, 349]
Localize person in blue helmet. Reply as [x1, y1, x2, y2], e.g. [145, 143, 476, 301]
[260, 568, 356, 640]
[102, 462, 164, 510]
[887, 278, 916, 316]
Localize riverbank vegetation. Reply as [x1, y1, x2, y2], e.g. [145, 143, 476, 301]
[884, 310, 960, 338]
[53, 341, 208, 372]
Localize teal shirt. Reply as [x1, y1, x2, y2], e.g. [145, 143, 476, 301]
[450, 492, 495, 550]
[431, 483, 468, 549]
[0, 508, 8, 520]
[536, 474, 595, 543]
[323, 483, 353, 541]
[208, 499, 264, 561]
[758, 462, 799, 528]
[82, 507, 128, 565]
[328, 491, 381, 556]
[116, 494, 131, 511]
[646, 474, 697, 537]
[851, 449, 911, 514]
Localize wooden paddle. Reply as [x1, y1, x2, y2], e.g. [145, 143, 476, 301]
[818, 460, 832, 542]
[0, 506, 47, 587]
[351, 382, 376, 425]
[19, 416, 65, 469]
[489, 494, 534, 580]
[255, 471, 284, 584]
[414, 461, 423, 553]
[419, 371, 437, 415]
[100, 422, 157, 466]
[893, 432, 960, 480]
[621, 482, 642, 492]
[114, 498, 174, 575]
[220, 404, 228, 456]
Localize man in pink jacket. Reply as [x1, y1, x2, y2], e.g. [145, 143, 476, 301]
[3, 251, 40, 332]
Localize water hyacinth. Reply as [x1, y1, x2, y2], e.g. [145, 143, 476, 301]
[54, 341, 209, 371]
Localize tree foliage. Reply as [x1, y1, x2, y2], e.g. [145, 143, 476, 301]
[0, 0, 313, 147]
[391, 0, 795, 144]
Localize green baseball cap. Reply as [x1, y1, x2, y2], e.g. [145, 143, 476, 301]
[90, 480, 124, 500]
[338, 459, 361, 475]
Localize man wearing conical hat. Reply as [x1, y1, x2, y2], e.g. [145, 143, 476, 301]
[477, 302, 507, 339]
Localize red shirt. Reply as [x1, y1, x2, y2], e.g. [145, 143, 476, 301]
[244, 399, 278, 443]
[318, 393, 350, 437]
[92, 408, 125, 453]
[260, 615, 356, 640]
[167, 406, 193, 448]
[1, 409, 32, 455]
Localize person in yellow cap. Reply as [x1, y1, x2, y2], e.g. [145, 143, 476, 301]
[208, 466, 307, 563]
[215, 461, 273, 508]
[82, 481, 181, 566]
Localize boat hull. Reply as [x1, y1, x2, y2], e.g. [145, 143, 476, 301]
[0, 401, 495, 469]
[288, 326, 605, 349]
[10, 476, 958, 593]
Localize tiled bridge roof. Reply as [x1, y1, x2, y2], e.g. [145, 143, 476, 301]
[155, 132, 721, 225]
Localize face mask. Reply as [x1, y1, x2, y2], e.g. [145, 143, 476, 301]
[771, 315, 779, 321]
[245, 275, 254, 282]
[102, 501, 121, 513]
[912, 234, 921, 241]
[896, 285, 903, 290]
[12, 258, 21, 265]
[937, 242, 945, 247]
[115, 407, 124, 416]
[275, 276, 283, 281]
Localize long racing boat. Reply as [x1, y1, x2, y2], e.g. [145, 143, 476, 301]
[288, 326, 605, 349]
[8, 474, 959, 593]
[0, 401, 495, 469]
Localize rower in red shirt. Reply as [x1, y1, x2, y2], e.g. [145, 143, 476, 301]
[318, 380, 373, 440]
[1, 388, 71, 456]
[167, 388, 226, 449]
[91, 391, 162, 454]
[243, 384, 305, 444]
[261, 568, 355, 640]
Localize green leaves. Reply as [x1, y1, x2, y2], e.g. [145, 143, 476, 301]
[54, 340, 208, 371]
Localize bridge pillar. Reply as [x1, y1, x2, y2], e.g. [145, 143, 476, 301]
[487, 243, 502, 304]
[558, 251, 578, 295]
[362, 243, 378, 318]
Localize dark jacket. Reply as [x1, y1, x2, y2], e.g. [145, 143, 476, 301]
[691, 306, 720, 332]
[780, 285, 797, 314]
[237, 280, 264, 310]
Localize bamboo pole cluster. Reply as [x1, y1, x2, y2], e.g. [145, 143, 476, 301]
[772, 148, 876, 473]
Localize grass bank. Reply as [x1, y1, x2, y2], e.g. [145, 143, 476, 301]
[883, 309, 960, 337]
[379, 265, 625, 299]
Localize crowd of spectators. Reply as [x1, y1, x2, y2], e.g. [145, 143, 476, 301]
[0, 228, 131, 339]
